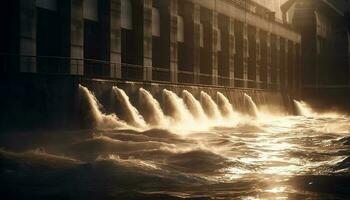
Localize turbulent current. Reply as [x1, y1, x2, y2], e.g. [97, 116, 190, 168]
[1, 86, 350, 200]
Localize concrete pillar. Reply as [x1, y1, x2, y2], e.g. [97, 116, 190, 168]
[110, 0, 122, 78]
[276, 36, 281, 90]
[170, 0, 178, 83]
[266, 32, 272, 90]
[256, 29, 261, 89]
[288, 42, 297, 96]
[193, 3, 200, 84]
[229, 18, 235, 87]
[243, 23, 249, 88]
[19, 0, 36, 73]
[284, 39, 289, 90]
[143, 0, 153, 81]
[69, 0, 84, 75]
[212, 12, 218, 85]
[296, 43, 302, 98]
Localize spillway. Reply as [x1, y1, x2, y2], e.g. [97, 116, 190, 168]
[217, 92, 236, 119]
[244, 93, 260, 117]
[79, 85, 127, 129]
[293, 100, 313, 117]
[138, 88, 167, 126]
[112, 86, 147, 128]
[162, 89, 195, 125]
[182, 90, 208, 122]
[200, 91, 222, 120]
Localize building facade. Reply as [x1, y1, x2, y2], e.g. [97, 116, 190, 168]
[1, 0, 301, 95]
[283, 0, 350, 89]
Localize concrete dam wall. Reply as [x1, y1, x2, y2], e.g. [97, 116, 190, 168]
[0, 74, 295, 132]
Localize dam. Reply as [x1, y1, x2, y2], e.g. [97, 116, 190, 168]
[1, 1, 350, 199]
[1, 0, 302, 130]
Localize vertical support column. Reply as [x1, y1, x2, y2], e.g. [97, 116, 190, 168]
[19, 0, 36, 73]
[284, 39, 289, 90]
[243, 23, 248, 88]
[110, 0, 121, 78]
[276, 36, 281, 90]
[170, 0, 178, 83]
[296, 43, 302, 98]
[266, 32, 272, 90]
[291, 42, 297, 94]
[212, 12, 218, 85]
[70, 0, 84, 75]
[193, 3, 200, 84]
[143, 0, 153, 81]
[229, 18, 235, 87]
[256, 29, 261, 89]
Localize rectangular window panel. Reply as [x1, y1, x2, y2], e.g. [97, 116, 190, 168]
[84, 0, 98, 21]
[177, 16, 184, 42]
[152, 8, 160, 37]
[36, 0, 57, 11]
[121, 0, 133, 30]
[200, 24, 204, 48]
[217, 29, 221, 51]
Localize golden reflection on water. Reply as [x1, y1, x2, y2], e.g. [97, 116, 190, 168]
[214, 102, 350, 199]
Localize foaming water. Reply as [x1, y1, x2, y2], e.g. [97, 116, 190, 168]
[182, 90, 208, 122]
[294, 100, 344, 119]
[112, 86, 147, 128]
[79, 85, 128, 129]
[217, 92, 236, 119]
[2, 87, 350, 200]
[200, 91, 222, 120]
[138, 88, 168, 126]
[163, 89, 195, 126]
[244, 93, 259, 117]
[294, 100, 313, 117]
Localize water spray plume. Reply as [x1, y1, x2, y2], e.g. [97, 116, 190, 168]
[139, 88, 167, 126]
[112, 86, 147, 128]
[293, 100, 314, 117]
[244, 93, 259, 117]
[217, 92, 236, 119]
[200, 91, 222, 120]
[79, 84, 128, 129]
[163, 89, 195, 126]
[182, 90, 208, 122]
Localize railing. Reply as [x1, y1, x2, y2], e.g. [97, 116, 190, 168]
[0, 54, 277, 91]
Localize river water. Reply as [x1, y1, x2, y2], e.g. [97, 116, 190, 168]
[1, 86, 350, 199]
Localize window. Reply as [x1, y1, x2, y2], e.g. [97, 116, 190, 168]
[200, 24, 204, 47]
[316, 37, 321, 54]
[84, 0, 98, 21]
[244, 39, 249, 57]
[152, 8, 160, 37]
[36, 0, 57, 11]
[217, 29, 221, 51]
[121, 0, 133, 30]
[177, 16, 184, 42]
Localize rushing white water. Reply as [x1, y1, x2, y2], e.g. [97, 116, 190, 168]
[244, 93, 259, 117]
[182, 90, 208, 122]
[112, 86, 147, 128]
[217, 92, 236, 119]
[200, 91, 222, 120]
[163, 89, 195, 125]
[79, 85, 127, 129]
[5, 86, 350, 200]
[139, 88, 167, 126]
[293, 100, 313, 117]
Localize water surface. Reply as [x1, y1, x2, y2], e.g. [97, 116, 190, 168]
[1, 88, 350, 200]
